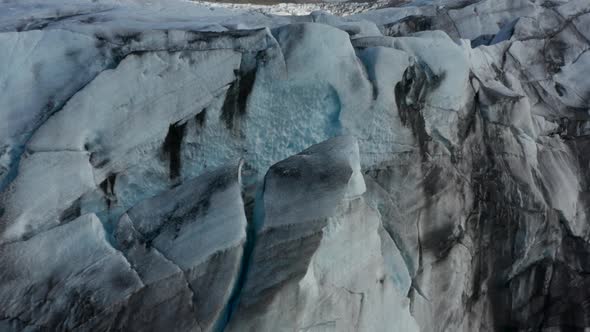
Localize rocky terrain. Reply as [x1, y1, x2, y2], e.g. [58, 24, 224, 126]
[1, 0, 590, 331]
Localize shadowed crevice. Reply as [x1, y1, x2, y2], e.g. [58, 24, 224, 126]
[99, 173, 117, 209]
[162, 121, 187, 180]
[221, 68, 257, 131]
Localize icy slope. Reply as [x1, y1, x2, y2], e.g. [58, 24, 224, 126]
[1, 0, 590, 331]
[226, 136, 417, 332]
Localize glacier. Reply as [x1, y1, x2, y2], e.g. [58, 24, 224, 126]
[1, 0, 590, 331]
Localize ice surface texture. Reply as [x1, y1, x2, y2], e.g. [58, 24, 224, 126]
[1, 0, 590, 331]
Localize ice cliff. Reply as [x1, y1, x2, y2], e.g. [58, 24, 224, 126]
[1, 0, 590, 331]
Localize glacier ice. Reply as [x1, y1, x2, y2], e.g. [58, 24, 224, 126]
[1, 0, 590, 331]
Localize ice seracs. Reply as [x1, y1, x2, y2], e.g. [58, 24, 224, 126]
[1, 162, 248, 331]
[1, 0, 590, 330]
[0, 29, 111, 190]
[0, 214, 143, 331]
[226, 136, 418, 332]
[113, 162, 247, 332]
